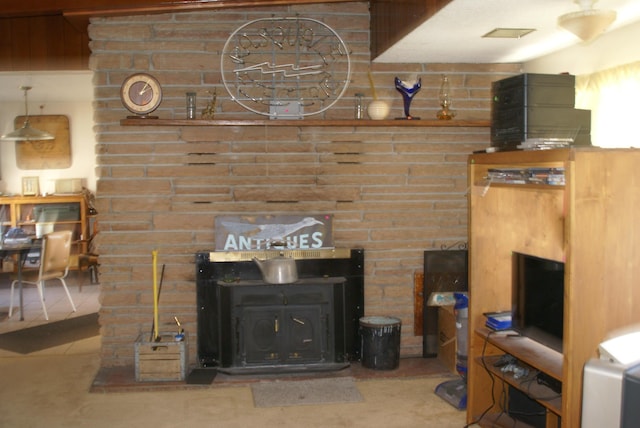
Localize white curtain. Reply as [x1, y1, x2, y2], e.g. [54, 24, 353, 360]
[576, 61, 640, 148]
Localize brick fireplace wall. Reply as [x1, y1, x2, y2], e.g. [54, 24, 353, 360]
[89, 1, 520, 367]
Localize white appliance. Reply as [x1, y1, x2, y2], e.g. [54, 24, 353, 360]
[581, 328, 640, 428]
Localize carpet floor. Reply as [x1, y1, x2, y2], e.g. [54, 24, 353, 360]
[252, 377, 363, 407]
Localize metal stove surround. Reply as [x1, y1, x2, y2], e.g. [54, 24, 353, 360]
[207, 247, 352, 262]
[195, 248, 364, 374]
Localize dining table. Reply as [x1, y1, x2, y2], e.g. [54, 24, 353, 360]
[1, 239, 42, 321]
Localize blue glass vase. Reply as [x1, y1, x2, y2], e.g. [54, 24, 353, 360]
[395, 77, 421, 120]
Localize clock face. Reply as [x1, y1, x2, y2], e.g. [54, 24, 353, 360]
[120, 73, 162, 116]
[221, 17, 351, 118]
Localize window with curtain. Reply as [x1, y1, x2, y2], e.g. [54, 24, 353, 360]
[576, 61, 640, 148]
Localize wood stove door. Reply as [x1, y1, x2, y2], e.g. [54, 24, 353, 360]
[241, 307, 281, 364]
[239, 305, 328, 365]
[283, 305, 327, 363]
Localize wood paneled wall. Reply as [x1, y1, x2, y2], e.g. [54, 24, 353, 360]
[0, 0, 348, 71]
[0, 15, 90, 71]
[370, 0, 452, 59]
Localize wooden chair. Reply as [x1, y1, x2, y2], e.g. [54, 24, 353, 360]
[78, 251, 99, 286]
[77, 218, 99, 290]
[8, 230, 76, 321]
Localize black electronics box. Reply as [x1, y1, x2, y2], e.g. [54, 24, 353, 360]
[491, 73, 591, 148]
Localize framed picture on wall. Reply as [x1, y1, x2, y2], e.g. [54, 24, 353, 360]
[22, 176, 40, 196]
[14, 115, 71, 170]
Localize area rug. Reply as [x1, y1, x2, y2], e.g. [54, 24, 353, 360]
[0, 313, 99, 354]
[251, 377, 363, 407]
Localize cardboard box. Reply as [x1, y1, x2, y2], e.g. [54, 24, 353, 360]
[135, 333, 188, 382]
[2, 258, 14, 273]
[55, 178, 83, 194]
[438, 305, 457, 374]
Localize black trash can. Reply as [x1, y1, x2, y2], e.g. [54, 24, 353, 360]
[359, 316, 402, 370]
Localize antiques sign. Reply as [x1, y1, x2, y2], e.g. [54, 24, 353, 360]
[215, 215, 333, 251]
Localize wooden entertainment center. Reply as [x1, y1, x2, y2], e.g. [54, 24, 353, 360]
[467, 148, 640, 427]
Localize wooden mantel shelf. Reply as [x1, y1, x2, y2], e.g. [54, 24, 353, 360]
[120, 118, 490, 127]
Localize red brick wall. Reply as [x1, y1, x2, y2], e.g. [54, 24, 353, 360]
[89, 2, 520, 367]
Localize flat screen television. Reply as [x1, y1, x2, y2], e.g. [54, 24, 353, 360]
[512, 252, 565, 352]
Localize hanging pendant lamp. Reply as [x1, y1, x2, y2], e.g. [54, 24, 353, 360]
[558, 0, 617, 42]
[1, 86, 55, 141]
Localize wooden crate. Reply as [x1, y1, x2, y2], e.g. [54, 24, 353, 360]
[135, 333, 188, 382]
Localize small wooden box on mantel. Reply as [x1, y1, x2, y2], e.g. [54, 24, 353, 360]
[135, 333, 188, 382]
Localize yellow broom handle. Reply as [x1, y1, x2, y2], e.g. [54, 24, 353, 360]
[152, 249, 159, 341]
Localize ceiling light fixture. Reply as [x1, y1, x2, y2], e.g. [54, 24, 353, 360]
[558, 0, 616, 42]
[1, 86, 55, 142]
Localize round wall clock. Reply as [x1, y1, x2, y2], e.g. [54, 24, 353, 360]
[120, 73, 163, 118]
[221, 17, 351, 118]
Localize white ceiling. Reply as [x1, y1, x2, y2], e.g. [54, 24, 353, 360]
[375, 0, 640, 63]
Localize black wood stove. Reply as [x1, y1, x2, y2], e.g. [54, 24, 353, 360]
[196, 248, 364, 374]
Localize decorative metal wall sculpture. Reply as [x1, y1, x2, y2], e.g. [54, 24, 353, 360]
[221, 17, 351, 118]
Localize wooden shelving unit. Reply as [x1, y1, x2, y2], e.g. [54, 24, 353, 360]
[120, 118, 490, 127]
[0, 194, 90, 269]
[467, 148, 640, 427]
[476, 327, 563, 381]
[480, 354, 562, 415]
